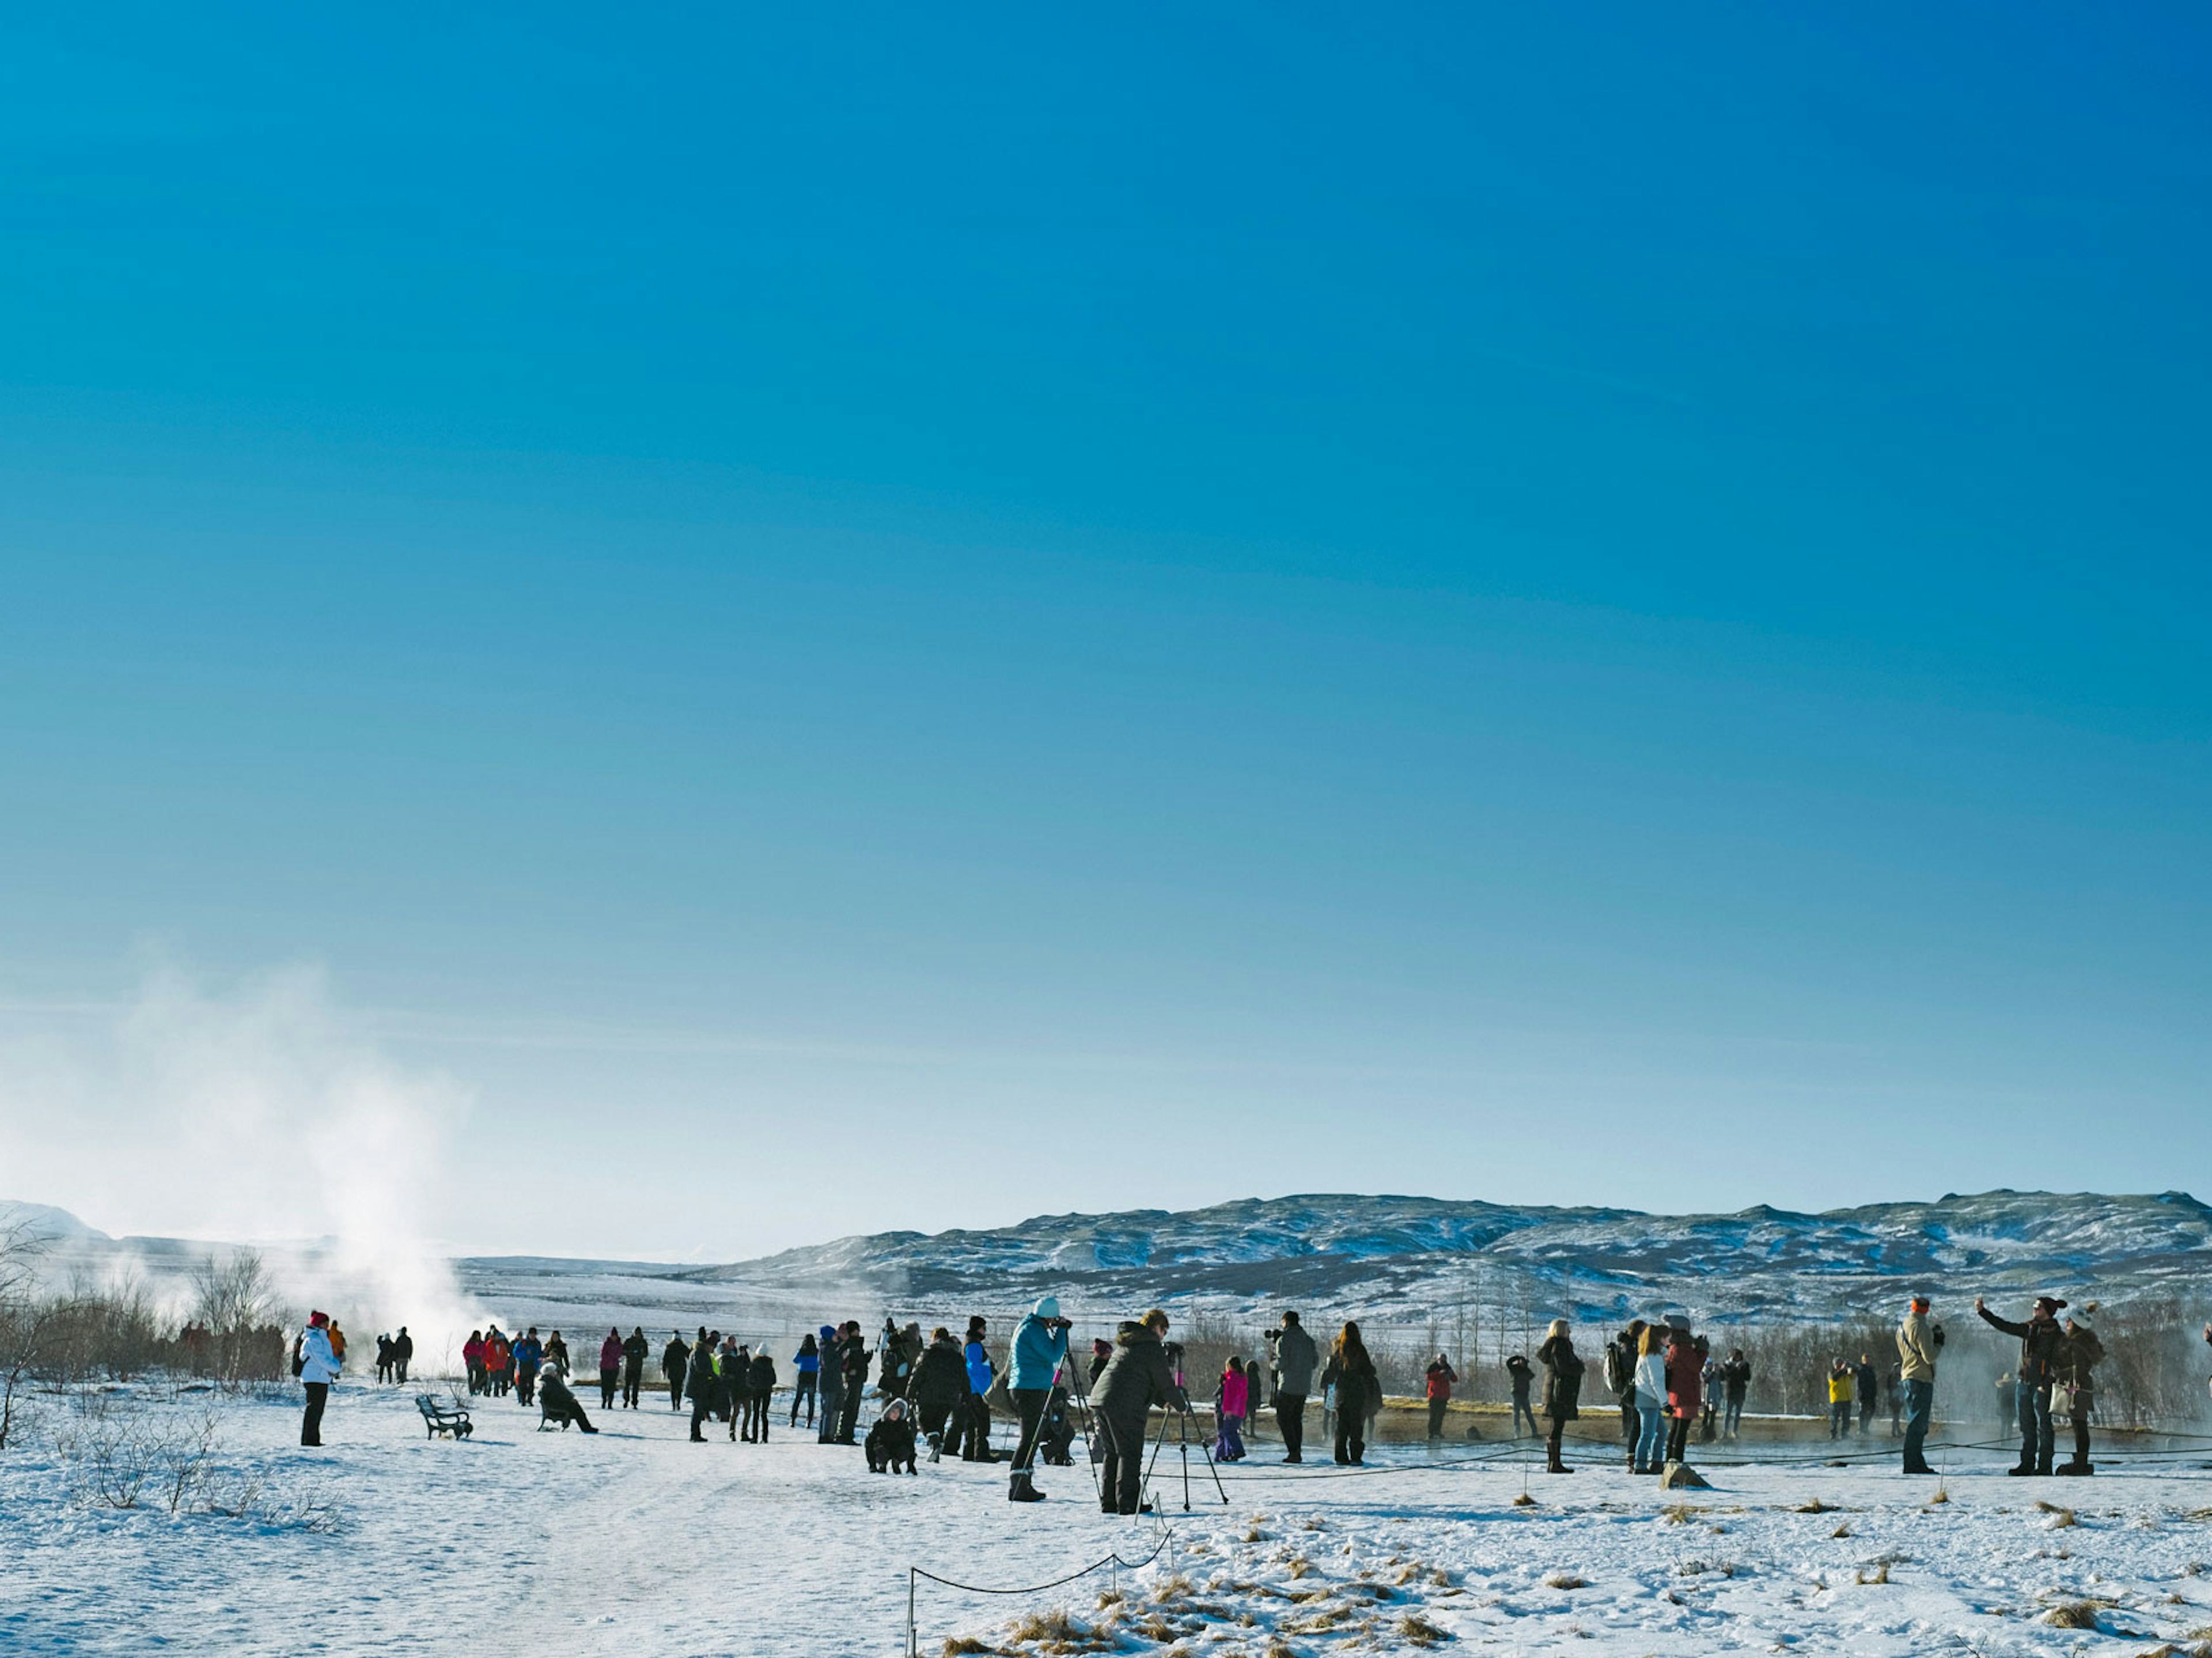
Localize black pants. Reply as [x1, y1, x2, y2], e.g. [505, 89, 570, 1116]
[669, 1371, 684, 1409]
[1334, 1398, 1366, 1464]
[1427, 1397, 1448, 1438]
[395, 1359, 408, 1383]
[1099, 1411, 1147, 1513]
[1012, 1387, 1050, 1471]
[301, 1382, 328, 1446]
[1546, 1419, 1567, 1466]
[818, 1388, 842, 1442]
[623, 1363, 642, 1407]
[957, 1394, 991, 1459]
[517, 1367, 537, 1406]
[838, 1387, 863, 1443]
[1275, 1392, 1306, 1460]
[1665, 1414, 1690, 1462]
[749, 1394, 770, 1440]
[1512, 1397, 1537, 1436]
[552, 1397, 596, 1432]
[690, 1391, 713, 1440]
[599, 1368, 618, 1408]
[1619, 1395, 1639, 1463]
[917, 1397, 951, 1447]
[2070, 1394, 2092, 1466]
[790, 1372, 817, 1425]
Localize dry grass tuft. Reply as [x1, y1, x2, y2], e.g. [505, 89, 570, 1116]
[1512, 1492, 1537, 1508]
[2035, 1501, 2078, 1530]
[1286, 1557, 1315, 1580]
[1928, 1486, 1950, 1505]
[2042, 1602, 2102, 1630]
[1661, 1503, 1702, 1526]
[1542, 1570, 1588, 1591]
[1855, 1561, 1891, 1585]
[941, 1640, 995, 1657]
[1796, 1497, 1833, 1515]
[1398, 1612, 1454, 1647]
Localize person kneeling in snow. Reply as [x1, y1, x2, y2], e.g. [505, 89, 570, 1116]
[538, 1361, 600, 1433]
[866, 1397, 918, 1474]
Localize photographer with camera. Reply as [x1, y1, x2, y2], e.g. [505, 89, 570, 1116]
[1271, 1311, 1318, 1463]
[1090, 1308, 1189, 1515]
[1007, 1295, 1073, 1503]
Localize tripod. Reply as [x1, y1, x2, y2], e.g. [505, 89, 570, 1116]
[1141, 1397, 1229, 1512]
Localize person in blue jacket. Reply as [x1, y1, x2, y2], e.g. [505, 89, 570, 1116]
[1006, 1296, 1072, 1502]
[790, 1331, 820, 1428]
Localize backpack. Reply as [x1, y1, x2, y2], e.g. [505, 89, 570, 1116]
[1603, 1340, 1630, 1396]
[291, 1334, 305, 1379]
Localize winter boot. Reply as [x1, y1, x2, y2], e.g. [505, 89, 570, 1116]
[926, 1434, 942, 1464]
[2055, 1459, 2092, 1477]
[1547, 1458, 1574, 1474]
[1009, 1470, 1046, 1503]
[2035, 1455, 2054, 1477]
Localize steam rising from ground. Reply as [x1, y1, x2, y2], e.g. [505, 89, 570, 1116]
[0, 961, 489, 1360]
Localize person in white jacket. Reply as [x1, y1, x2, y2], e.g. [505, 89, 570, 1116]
[1631, 1326, 1669, 1474]
[299, 1311, 342, 1447]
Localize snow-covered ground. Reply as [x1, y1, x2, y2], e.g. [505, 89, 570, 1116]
[6, 1384, 2212, 1656]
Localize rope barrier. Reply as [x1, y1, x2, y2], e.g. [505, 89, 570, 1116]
[906, 1522, 1174, 1657]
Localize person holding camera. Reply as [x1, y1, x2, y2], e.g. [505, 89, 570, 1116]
[1090, 1308, 1188, 1515]
[1271, 1311, 1317, 1463]
[1895, 1294, 1944, 1474]
[1007, 1296, 1071, 1502]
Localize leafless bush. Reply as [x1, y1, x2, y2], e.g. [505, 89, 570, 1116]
[184, 1251, 290, 1388]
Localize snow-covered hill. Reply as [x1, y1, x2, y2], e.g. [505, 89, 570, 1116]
[681, 1189, 2212, 1326]
[9, 1189, 2209, 1333]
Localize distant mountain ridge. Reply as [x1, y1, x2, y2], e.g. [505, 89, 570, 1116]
[682, 1189, 2212, 1324]
[9, 1189, 2209, 1333]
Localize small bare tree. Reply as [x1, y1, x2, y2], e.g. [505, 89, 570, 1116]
[0, 1217, 55, 1450]
[188, 1249, 284, 1389]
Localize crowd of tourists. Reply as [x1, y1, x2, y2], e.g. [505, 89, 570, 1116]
[290, 1291, 2202, 1492]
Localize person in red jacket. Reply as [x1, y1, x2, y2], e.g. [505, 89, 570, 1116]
[1424, 1352, 1458, 1440]
[463, 1330, 487, 1395]
[599, 1328, 624, 1410]
[484, 1327, 513, 1398]
[1664, 1325, 1705, 1464]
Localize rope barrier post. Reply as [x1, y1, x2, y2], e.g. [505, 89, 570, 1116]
[907, 1567, 916, 1658]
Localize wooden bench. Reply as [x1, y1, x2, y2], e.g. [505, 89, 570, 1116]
[416, 1393, 474, 1439]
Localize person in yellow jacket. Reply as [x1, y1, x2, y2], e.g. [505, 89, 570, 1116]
[1826, 1357, 1855, 1440]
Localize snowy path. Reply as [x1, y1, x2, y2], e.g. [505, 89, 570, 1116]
[6, 1387, 2212, 1656]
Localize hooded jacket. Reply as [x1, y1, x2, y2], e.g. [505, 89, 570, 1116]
[912, 1334, 967, 1412]
[2056, 1323, 2104, 1394]
[1009, 1306, 1070, 1391]
[599, 1334, 624, 1373]
[663, 1337, 689, 1380]
[817, 1329, 846, 1399]
[1091, 1322, 1185, 1422]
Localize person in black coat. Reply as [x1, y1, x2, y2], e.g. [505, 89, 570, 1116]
[538, 1363, 599, 1433]
[837, 1322, 872, 1443]
[686, 1327, 719, 1443]
[1536, 1320, 1583, 1474]
[726, 1343, 755, 1441]
[1318, 1322, 1378, 1467]
[747, 1348, 777, 1442]
[1090, 1311, 1188, 1514]
[912, 1328, 967, 1460]
[1505, 1353, 1536, 1437]
[866, 1397, 919, 1473]
[663, 1333, 690, 1411]
[622, 1327, 650, 1409]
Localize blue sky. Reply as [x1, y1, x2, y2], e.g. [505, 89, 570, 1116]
[1, 5, 2206, 1258]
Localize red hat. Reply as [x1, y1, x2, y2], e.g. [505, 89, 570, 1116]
[309, 1311, 329, 1327]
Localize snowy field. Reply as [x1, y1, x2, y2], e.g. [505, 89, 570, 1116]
[7, 1385, 2212, 1657]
